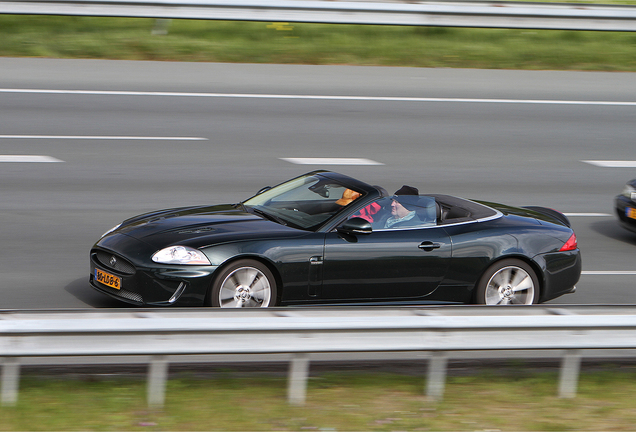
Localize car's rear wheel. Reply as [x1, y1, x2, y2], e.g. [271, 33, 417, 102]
[208, 259, 277, 308]
[475, 259, 539, 305]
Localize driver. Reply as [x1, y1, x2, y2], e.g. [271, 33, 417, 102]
[383, 185, 420, 228]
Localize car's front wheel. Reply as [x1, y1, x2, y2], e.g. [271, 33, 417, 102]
[475, 259, 539, 305]
[208, 259, 277, 308]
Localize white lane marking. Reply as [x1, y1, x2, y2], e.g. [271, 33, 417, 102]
[582, 160, 636, 168]
[0, 135, 207, 140]
[0, 155, 64, 162]
[281, 157, 384, 165]
[563, 213, 612, 217]
[582, 271, 636, 275]
[1, 88, 636, 106]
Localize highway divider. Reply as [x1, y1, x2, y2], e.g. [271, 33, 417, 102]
[3, 305, 636, 406]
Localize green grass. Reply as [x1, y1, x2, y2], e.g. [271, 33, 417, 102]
[1, 15, 636, 70]
[3, 369, 636, 430]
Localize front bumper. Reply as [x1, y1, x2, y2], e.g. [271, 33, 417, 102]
[615, 195, 636, 233]
[89, 234, 216, 306]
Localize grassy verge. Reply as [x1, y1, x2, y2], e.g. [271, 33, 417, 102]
[2, 368, 636, 431]
[1, 15, 636, 71]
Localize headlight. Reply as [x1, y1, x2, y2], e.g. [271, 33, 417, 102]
[101, 223, 122, 238]
[152, 246, 211, 265]
[622, 184, 636, 201]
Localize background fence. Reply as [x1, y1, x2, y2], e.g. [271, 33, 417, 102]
[1, 0, 636, 31]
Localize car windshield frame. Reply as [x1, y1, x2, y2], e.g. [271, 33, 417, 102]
[242, 172, 369, 231]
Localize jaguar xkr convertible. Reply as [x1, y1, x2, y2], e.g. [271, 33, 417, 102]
[90, 171, 581, 307]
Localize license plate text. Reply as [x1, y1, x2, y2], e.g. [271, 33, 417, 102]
[95, 269, 121, 290]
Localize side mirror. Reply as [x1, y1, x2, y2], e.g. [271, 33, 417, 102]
[256, 186, 272, 195]
[337, 217, 372, 236]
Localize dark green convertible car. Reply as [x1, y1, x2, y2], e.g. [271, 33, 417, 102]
[90, 171, 581, 307]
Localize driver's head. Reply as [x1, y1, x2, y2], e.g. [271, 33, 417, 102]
[391, 185, 419, 218]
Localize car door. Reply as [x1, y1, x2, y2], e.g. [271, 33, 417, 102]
[319, 223, 452, 301]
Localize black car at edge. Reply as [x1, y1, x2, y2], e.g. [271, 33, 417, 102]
[615, 178, 636, 233]
[90, 171, 581, 307]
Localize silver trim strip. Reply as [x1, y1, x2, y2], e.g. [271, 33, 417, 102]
[168, 282, 187, 304]
[438, 212, 504, 228]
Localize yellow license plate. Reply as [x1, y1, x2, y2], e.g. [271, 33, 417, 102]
[627, 208, 636, 220]
[95, 268, 121, 290]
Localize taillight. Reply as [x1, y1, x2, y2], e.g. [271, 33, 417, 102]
[560, 233, 578, 251]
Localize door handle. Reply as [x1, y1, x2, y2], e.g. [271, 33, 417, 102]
[418, 241, 441, 251]
[309, 256, 324, 265]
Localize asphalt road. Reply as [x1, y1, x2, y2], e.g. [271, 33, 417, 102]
[2, 58, 636, 309]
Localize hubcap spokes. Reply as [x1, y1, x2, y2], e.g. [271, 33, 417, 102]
[219, 267, 271, 308]
[485, 266, 534, 305]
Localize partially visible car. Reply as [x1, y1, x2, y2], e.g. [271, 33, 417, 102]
[615, 178, 636, 233]
[90, 171, 581, 307]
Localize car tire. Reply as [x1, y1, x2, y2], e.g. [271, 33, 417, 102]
[208, 259, 278, 308]
[475, 259, 539, 305]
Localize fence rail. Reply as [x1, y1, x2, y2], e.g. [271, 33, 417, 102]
[1, 0, 636, 31]
[3, 305, 636, 407]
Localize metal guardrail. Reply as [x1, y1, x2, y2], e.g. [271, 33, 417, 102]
[3, 305, 636, 407]
[1, 0, 636, 31]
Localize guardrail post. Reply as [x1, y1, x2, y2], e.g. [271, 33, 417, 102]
[1, 357, 20, 406]
[426, 351, 447, 401]
[558, 350, 581, 398]
[288, 354, 310, 406]
[147, 355, 169, 408]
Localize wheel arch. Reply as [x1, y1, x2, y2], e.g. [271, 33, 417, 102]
[473, 254, 544, 303]
[204, 254, 284, 306]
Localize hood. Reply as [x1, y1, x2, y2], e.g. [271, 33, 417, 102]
[109, 204, 304, 248]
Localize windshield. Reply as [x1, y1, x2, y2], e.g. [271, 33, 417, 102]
[243, 174, 364, 230]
